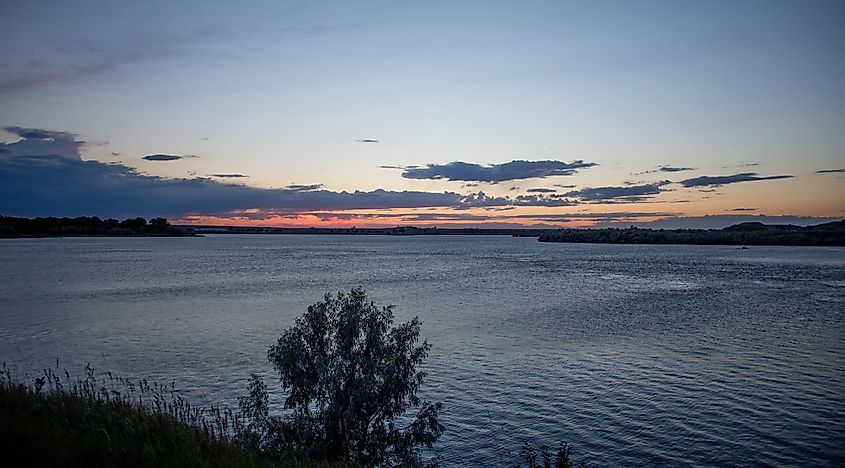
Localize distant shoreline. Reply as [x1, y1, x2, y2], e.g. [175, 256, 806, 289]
[0, 216, 196, 238]
[537, 220, 845, 247]
[174, 221, 845, 247]
[177, 225, 548, 237]
[1, 233, 200, 239]
[3, 216, 843, 246]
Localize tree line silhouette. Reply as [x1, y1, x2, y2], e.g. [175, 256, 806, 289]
[538, 221, 845, 246]
[0, 215, 194, 237]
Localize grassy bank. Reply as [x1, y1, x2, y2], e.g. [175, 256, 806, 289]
[0, 367, 338, 467]
[0, 368, 585, 468]
[0, 384, 268, 466]
[0, 287, 591, 467]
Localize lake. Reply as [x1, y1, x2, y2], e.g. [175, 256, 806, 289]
[1, 235, 843, 466]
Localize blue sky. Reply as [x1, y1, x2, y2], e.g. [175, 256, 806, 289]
[1, 0, 843, 227]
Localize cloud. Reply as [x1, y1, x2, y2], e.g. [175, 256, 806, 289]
[238, 210, 675, 225]
[634, 165, 695, 175]
[0, 26, 226, 93]
[1, 126, 83, 160]
[526, 188, 556, 193]
[659, 166, 694, 172]
[399, 159, 597, 182]
[817, 168, 845, 174]
[729, 207, 757, 212]
[210, 173, 248, 178]
[0, 150, 584, 218]
[143, 154, 189, 161]
[247, 210, 678, 227]
[680, 173, 792, 187]
[563, 182, 668, 202]
[392, 213, 489, 222]
[0, 154, 468, 217]
[506, 212, 678, 224]
[380, 164, 419, 170]
[285, 184, 323, 192]
[5, 126, 75, 140]
[617, 215, 840, 230]
[511, 195, 576, 207]
[356, 139, 379, 143]
[553, 184, 576, 189]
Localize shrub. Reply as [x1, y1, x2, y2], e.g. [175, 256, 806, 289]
[0, 364, 275, 467]
[240, 288, 443, 467]
[516, 442, 587, 468]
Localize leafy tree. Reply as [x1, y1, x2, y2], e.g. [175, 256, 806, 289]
[118, 217, 147, 230]
[146, 217, 170, 233]
[242, 288, 443, 466]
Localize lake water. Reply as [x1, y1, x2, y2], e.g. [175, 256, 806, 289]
[1, 235, 843, 466]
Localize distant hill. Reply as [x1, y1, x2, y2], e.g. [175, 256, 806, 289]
[722, 220, 845, 233]
[538, 220, 845, 246]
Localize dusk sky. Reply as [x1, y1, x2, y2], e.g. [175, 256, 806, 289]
[1, 0, 843, 228]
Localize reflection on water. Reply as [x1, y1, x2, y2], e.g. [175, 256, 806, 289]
[1, 235, 843, 466]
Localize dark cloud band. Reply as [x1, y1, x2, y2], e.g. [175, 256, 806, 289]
[399, 159, 597, 182]
[4, 126, 76, 140]
[680, 173, 792, 187]
[1, 126, 83, 160]
[563, 182, 667, 201]
[0, 152, 582, 218]
[143, 154, 185, 161]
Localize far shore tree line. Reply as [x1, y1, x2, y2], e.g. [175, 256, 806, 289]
[538, 220, 845, 246]
[0, 215, 194, 237]
[2, 214, 842, 245]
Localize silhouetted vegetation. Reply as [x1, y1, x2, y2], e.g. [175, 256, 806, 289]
[1, 290, 595, 466]
[0, 215, 195, 237]
[0, 364, 298, 467]
[538, 220, 845, 246]
[191, 224, 547, 237]
[1, 290, 443, 467]
[238, 288, 443, 466]
[515, 442, 588, 468]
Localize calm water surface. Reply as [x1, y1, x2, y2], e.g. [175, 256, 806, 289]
[1, 235, 843, 466]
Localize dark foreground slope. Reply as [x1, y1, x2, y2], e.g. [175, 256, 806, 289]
[538, 220, 845, 246]
[0, 387, 271, 467]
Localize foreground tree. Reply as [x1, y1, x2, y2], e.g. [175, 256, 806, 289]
[241, 288, 443, 466]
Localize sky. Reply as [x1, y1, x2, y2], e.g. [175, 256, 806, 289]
[1, 0, 843, 228]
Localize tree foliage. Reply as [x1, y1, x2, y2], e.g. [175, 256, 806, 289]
[517, 442, 586, 468]
[0, 215, 192, 237]
[240, 288, 443, 466]
[537, 221, 845, 246]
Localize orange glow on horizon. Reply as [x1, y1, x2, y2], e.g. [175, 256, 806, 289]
[175, 214, 597, 229]
[173, 208, 670, 229]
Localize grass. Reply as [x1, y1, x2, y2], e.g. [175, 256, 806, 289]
[0, 365, 336, 467]
[1, 363, 588, 467]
